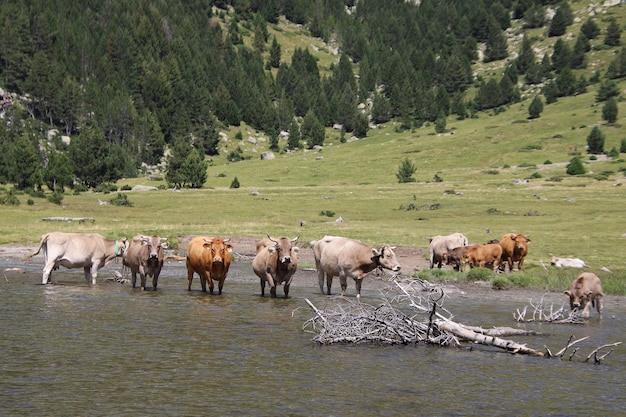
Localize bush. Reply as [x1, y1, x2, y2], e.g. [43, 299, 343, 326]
[230, 177, 240, 189]
[396, 158, 417, 183]
[319, 210, 335, 217]
[1, 191, 20, 206]
[27, 199, 34, 205]
[120, 184, 132, 191]
[492, 276, 512, 290]
[109, 193, 133, 206]
[95, 183, 118, 194]
[47, 192, 64, 205]
[566, 157, 586, 175]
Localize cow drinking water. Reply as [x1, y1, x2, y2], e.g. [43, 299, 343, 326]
[23, 232, 128, 285]
[565, 272, 603, 318]
[313, 235, 401, 299]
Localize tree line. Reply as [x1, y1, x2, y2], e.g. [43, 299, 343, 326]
[0, 0, 624, 193]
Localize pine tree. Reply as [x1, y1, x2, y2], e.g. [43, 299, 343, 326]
[269, 36, 281, 68]
[287, 119, 301, 150]
[586, 127, 605, 154]
[620, 138, 626, 153]
[548, 6, 569, 37]
[566, 157, 586, 175]
[69, 126, 116, 188]
[516, 35, 535, 74]
[9, 135, 41, 190]
[605, 19, 621, 47]
[396, 158, 416, 183]
[602, 97, 618, 124]
[581, 18, 601, 40]
[179, 148, 208, 188]
[528, 96, 544, 119]
[483, 19, 508, 63]
[44, 152, 74, 192]
[551, 39, 572, 73]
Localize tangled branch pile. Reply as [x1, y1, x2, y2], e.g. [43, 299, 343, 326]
[302, 278, 543, 356]
[513, 294, 583, 324]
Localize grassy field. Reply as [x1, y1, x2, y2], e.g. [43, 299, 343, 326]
[1, 1, 625, 294]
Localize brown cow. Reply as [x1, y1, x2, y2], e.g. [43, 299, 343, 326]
[252, 235, 299, 298]
[186, 236, 233, 294]
[499, 233, 530, 272]
[442, 245, 479, 271]
[462, 243, 502, 271]
[313, 235, 401, 298]
[23, 232, 128, 284]
[123, 235, 168, 290]
[565, 272, 603, 318]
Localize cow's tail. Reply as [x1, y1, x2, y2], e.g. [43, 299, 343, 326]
[22, 234, 48, 261]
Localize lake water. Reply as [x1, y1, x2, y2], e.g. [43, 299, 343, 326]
[1, 259, 625, 416]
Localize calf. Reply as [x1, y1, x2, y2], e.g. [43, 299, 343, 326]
[123, 235, 168, 290]
[442, 245, 479, 271]
[565, 272, 603, 318]
[429, 233, 468, 269]
[462, 243, 502, 271]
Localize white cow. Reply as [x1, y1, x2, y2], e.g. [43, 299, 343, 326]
[429, 233, 468, 269]
[23, 232, 128, 284]
[551, 256, 588, 268]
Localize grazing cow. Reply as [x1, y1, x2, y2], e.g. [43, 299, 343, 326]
[313, 235, 401, 298]
[252, 235, 299, 298]
[499, 233, 531, 272]
[550, 256, 588, 268]
[461, 243, 502, 271]
[442, 245, 479, 271]
[186, 236, 233, 294]
[565, 273, 603, 318]
[429, 233, 469, 269]
[123, 235, 168, 290]
[23, 232, 128, 285]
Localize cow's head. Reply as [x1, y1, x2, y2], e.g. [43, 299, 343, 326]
[564, 289, 593, 311]
[267, 235, 299, 266]
[512, 234, 530, 254]
[373, 245, 401, 272]
[117, 238, 129, 256]
[203, 238, 233, 263]
[141, 235, 168, 260]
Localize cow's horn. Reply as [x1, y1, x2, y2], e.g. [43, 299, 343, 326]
[291, 235, 300, 242]
[267, 234, 278, 243]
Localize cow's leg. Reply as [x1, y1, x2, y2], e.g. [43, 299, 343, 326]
[326, 276, 333, 295]
[596, 295, 603, 316]
[42, 261, 55, 284]
[186, 267, 194, 291]
[317, 268, 326, 294]
[260, 279, 266, 296]
[339, 275, 348, 296]
[507, 258, 514, 272]
[140, 273, 147, 290]
[517, 258, 525, 271]
[284, 283, 290, 298]
[266, 273, 276, 298]
[216, 278, 224, 295]
[131, 271, 138, 288]
[90, 266, 98, 285]
[355, 279, 363, 300]
[152, 273, 159, 290]
[200, 273, 209, 293]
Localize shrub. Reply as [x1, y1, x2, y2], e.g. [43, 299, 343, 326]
[95, 183, 118, 194]
[492, 276, 512, 290]
[529, 172, 542, 179]
[120, 184, 132, 191]
[230, 177, 240, 189]
[566, 157, 586, 175]
[27, 199, 34, 205]
[543, 160, 552, 165]
[47, 192, 64, 205]
[319, 210, 335, 217]
[396, 158, 417, 183]
[608, 147, 619, 158]
[1, 191, 20, 205]
[109, 193, 133, 206]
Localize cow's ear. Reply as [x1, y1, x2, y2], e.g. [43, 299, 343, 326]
[371, 248, 381, 256]
[161, 242, 169, 249]
[292, 247, 300, 253]
[267, 246, 277, 253]
[226, 245, 233, 252]
[564, 291, 570, 297]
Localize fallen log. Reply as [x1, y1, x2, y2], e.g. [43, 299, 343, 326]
[42, 217, 95, 223]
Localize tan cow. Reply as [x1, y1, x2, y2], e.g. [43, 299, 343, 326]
[461, 243, 502, 271]
[429, 233, 468, 269]
[186, 236, 233, 294]
[499, 233, 531, 272]
[123, 235, 168, 290]
[313, 235, 401, 299]
[252, 235, 299, 298]
[565, 272, 603, 318]
[23, 232, 128, 284]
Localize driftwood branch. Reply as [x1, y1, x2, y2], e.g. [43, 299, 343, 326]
[584, 342, 622, 364]
[514, 295, 582, 324]
[301, 278, 543, 355]
[42, 216, 95, 223]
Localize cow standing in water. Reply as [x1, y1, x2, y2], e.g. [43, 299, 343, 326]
[313, 235, 401, 299]
[252, 235, 299, 298]
[186, 236, 233, 294]
[429, 233, 469, 269]
[123, 235, 168, 290]
[23, 232, 128, 284]
[565, 272, 604, 318]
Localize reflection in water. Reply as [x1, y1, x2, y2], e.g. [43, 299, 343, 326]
[0, 264, 624, 416]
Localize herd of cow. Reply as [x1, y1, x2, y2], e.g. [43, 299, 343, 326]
[22, 230, 603, 318]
